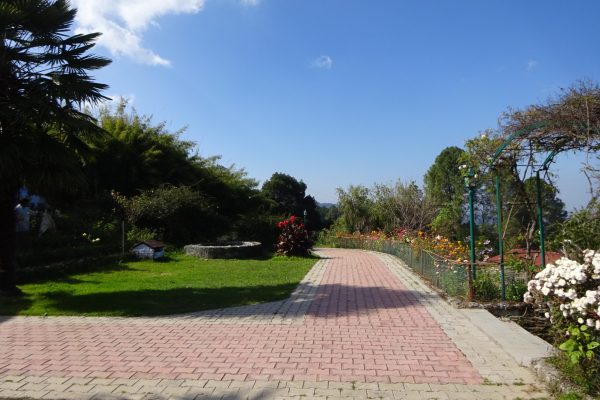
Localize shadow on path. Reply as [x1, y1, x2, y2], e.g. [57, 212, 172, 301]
[0, 282, 438, 319]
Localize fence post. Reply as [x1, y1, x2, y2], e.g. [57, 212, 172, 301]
[467, 263, 474, 301]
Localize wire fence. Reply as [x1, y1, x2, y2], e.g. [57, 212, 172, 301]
[331, 237, 531, 301]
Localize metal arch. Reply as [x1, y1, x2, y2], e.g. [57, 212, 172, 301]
[489, 121, 548, 167]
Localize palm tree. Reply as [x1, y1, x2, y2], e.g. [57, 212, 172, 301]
[0, 0, 111, 295]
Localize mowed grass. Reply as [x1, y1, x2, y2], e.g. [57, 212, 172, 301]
[0, 253, 317, 316]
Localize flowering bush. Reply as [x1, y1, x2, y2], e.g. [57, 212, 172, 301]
[276, 215, 311, 256]
[410, 232, 468, 262]
[524, 250, 600, 367]
[334, 229, 468, 262]
[524, 250, 600, 331]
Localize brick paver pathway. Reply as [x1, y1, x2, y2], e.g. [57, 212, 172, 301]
[0, 249, 549, 399]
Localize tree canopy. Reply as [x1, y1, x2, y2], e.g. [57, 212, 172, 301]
[0, 0, 110, 295]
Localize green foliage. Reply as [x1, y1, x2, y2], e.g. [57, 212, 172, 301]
[424, 146, 465, 204]
[336, 185, 374, 233]
[86, 101, 200, 196]
[556, 392, 584, 400]
[549, 353, 600, 396]
[232, 214, 279, 249]
[336, 181, 435, 234]
[261, 173, 318, 229]
[0, 0, 111, 292]
[0, 0, 111, 188]
[87, 102, 265, 220]
[473, 271, 500, 301]
[126, 226, 157, 243]
[262, 173, 306, 214]
[316, 204, 340, 229]
[550, 201, 600, 251]
[559, 325, 600, 365]
[505, 280, 528, 301]
[431, 202, 466, 241]
[115, 186, 226, 246]
[371, 181, 436, 232]
[549, 323, 600, 396]
[437, 269, 468, 297]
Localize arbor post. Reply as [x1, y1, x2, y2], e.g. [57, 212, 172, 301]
[495, 174, 506, 300]
[535, 171, 546, 268]
[466, 169, 477, 281]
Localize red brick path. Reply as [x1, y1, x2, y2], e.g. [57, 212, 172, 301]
[0, 249, 482, 385]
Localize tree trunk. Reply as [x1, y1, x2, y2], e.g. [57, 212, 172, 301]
[0, 185, 19, 295]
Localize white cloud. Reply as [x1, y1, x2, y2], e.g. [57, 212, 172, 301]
[72, 0, 206, 66]
[527, 60, 539, 71]
[241, 0, 260, 5]
[312, 55, 333, 69]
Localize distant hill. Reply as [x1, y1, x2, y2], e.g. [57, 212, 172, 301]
[317, 202, 337, 208]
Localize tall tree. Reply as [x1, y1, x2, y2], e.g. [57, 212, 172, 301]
[261, 172, 316, 220]
[86, 102, 199, 196]
[0, 0, 110, 295]
[424, 146, 465, 204]
[336, 185, 374, 233]
[372, 181, 437, 232]
[424, 146, 467, 239]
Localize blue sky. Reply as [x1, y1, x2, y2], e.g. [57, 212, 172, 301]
[74, 0, 600, 210]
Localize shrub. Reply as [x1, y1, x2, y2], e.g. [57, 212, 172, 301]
[524, 250, 600, 395]
[115, 186, 228, 246]
[505, 280, 528, 302]
[232, 214, 279, 249]
[473, 270, 500, 301]
[275, 215, 311, 256]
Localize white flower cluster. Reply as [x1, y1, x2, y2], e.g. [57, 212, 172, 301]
[524, 250, 600, 331]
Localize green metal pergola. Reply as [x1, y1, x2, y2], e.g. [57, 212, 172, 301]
[467, 121, 562, 300]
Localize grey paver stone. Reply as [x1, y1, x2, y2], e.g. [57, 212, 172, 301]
[366, 389, 395, 399]
[288, 387, 316, 396]
[327, 382, 354, 390]
[228, 381, 254, 390]
[44, 383, 73, 392]
[253, 380, 280, 389]
[181, 379, 209, 387]
[45, 391, 89, 399]
[43, 377, 71, 385]
[204, 379, 232, 388]
[303, 381, 329, 389]
[378, 383, 405, 391]
[65, 377, 94, 385]
[89, 377, 117, 385]
[0, 381, 27, 390]
[160, 386, 192, 396]
[21, 382, 49, 391]
[23, 376, 49, 384]
[315, 388, 345, 396]
[0, 375, 27, 383]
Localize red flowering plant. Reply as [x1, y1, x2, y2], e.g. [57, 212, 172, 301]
[275, 215, 311, 256]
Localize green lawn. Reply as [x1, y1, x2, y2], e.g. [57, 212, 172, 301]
[0, 253, 317, 316]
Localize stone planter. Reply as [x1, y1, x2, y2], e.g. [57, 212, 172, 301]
[184, 241, 262, 259]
